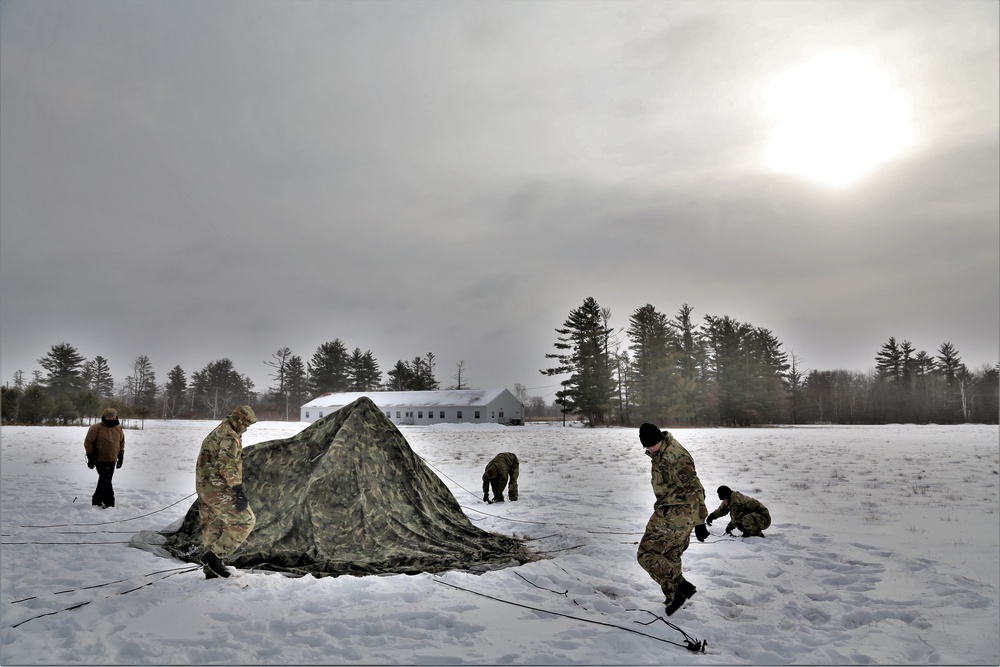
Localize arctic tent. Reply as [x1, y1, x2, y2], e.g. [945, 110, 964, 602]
[161, 396, 534, 576]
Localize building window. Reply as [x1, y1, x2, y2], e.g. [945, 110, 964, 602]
[428, 411, 433, 420]
[305, 412, 310, 419]
[439, 411, 445, 418]
[418, 411, 423, 418]
[396, 411, 401, 418]
[457, 411, 463, 419]
[475, 410, 481, 419]
[499, 409, 504, 418]
[319, 412, 324, 418]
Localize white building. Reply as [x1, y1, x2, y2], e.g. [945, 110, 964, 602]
[299, 389, 524, 426]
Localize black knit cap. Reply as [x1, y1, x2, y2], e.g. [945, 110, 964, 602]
[639, 423, 665, 448]
[717, 485, 732, 500]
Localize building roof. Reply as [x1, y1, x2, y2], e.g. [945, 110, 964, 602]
[301, 389, 514, 410]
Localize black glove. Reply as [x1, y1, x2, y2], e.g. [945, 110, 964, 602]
[483, 493, 491, 503]
[86, 454, 95, 470]
[706, 517, 713, 526]
[695, 524, 709, 542]
[232, 484, 249, 512]
[725, 524, 733, 536]
[493, 494, 505, 503]
[116, 454, 123, 469]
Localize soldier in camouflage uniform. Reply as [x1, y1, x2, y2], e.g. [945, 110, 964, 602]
[707, 485, 771, 537]
[482, 452, 519, 503]
[195, 405, 258, 578]
[636, 423, 709, 616]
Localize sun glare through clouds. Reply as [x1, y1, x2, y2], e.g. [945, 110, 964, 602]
[762, 52, 915, 187]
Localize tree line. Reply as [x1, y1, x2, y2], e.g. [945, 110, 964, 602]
[0, 340, 468, 424]
[541, 297, 998, 426]
[3, 303, 997, 426]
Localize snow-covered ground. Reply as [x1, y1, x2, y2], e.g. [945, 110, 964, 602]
[1, 420, 997, 665]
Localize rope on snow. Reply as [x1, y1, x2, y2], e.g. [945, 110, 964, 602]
[19, 493, 196, 529]
[6, 566, 200, 629]
[434, 579, 706, 653]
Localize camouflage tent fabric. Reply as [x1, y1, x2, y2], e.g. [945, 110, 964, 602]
[162, 396, 534, 576]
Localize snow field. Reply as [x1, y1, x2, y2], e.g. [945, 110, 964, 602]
[1, 421, 997, 664]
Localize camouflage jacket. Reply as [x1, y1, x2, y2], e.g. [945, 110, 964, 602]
[84, 423, 125, 463]
[707, 490, 768, 529]
[482, 452, 518, 494]
[648, 432, 708, 523]
[196, 416, 245, 494]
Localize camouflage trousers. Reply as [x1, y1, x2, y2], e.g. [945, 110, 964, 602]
[733, 509, 771, 535]
[198, 487, 256, 559]
[637, 506, 695, 600]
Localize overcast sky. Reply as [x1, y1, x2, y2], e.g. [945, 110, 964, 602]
[1, 0, 997, 399]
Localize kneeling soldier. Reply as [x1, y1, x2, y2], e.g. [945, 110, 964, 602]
[707, 485, 771, 537]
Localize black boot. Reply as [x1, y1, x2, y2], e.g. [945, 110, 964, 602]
[200, 551, 231, 578]
[666, 580, 697, 616]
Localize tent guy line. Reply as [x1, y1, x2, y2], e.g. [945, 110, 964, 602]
[434, 578, 707, 653]
[18, 493, 197, 528]
[6, 567, 201, 630]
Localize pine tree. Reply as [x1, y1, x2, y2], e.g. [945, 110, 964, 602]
[541, 297, 614, 426]
[38, 342, 86, 397]
[308, 340, 350, 395]
[703, 316, 750, 425]
[627, 304, 672, 424]
[418, 352, 439, 390]
[385, 360, 414, 390]
[669, 304, 705, 425]
[85, 356, 115, 399]
[386, 354, 440, 391]
[347, 349, 381, 391]
[129, 355, 157, 413]
[936, 342, 964, 384]
[190, 359, 254, 419]
[875, 337, 903, 381]
[786, 352, 807, 424]
[164, 366, 187, 418]
[743, 326, 790, 423]
[285, 355, 311, 414]
[935, 342, 967, 422]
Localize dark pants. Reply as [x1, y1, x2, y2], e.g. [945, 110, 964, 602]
[92, 463, 116, 507]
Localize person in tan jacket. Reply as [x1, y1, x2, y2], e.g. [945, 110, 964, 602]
[83, 407, 125, 508]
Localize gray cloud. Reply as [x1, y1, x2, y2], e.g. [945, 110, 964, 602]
[2, 0, 997, 395]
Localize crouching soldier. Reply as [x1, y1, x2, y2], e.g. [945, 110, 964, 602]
[196, 405, 258, 579]
[707, 485, 771, 537]
[482, 452, 519, 503]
